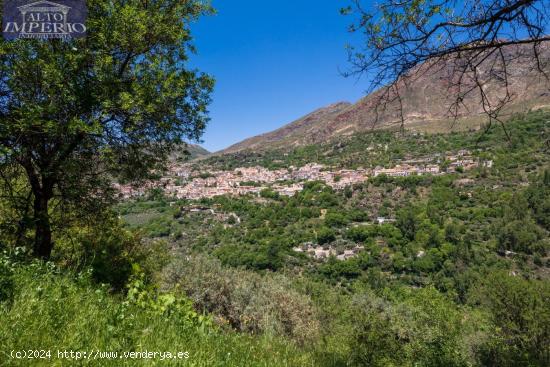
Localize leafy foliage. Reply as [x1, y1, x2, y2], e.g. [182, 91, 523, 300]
[472, 272, 550, 366]
[162, 255, 321, 345]
[2, 112, 548, 365]
[0, 0, 214, 258]
[0, 260, 314, 366]
[350, 287, 471, 367]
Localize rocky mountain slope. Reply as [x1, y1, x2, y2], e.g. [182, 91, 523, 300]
[222, 44, 550, 154]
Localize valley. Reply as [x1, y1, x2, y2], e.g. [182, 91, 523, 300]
[104, 110, 550, 365]
[1, 3, 549, 364]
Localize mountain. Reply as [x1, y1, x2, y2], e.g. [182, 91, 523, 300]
[169, 144, 210, 163]
[186, 144, 211, 159]
[222, 44, 550, 154]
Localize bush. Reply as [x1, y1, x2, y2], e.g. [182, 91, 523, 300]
[162, 255, 320, 345]
[349, 287, 472, 367]
[214, 242, 284, 271]
[318, 257, 361, 280]
[259, 188, 280, 200]
[472, 272, 550, 367]
[317, 227, 336, 245]
[496, 219, 545, 255]
[53, 219, 169, 290]
[324, 212, 349, 227]
[346, 226, 373, 243]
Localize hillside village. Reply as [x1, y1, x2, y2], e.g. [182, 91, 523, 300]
[2, 1, 548, 365]
[116, 149, 493, 200]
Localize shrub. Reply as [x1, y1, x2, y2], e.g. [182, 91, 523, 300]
[346, 226, 373, 243]
[162, 255, 320, 345]
[496, 219, 545, 255]
[53, 219, 169, 290]
[318, 257, 361, 280]
[472, 272, 550, 367]
[214, 242, 284, 271]
[317, 227, 336, 245]
[350, 287, 472, 367]
[324, 212, 349, 227]
[259, 189, 280, 200]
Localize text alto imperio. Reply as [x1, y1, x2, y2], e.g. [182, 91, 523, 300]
[4, 17, 86, 36]
[3, 1, 87, 40]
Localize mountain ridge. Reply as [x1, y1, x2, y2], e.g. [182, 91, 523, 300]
[220, 44, 550, 154]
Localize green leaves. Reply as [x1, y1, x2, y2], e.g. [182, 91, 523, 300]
[0, 0, 214, 257]
[126, 268, 212, 328]
[350, 287, 469, 367]
[472, 272, 550, 366]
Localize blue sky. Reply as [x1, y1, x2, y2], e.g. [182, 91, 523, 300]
[190, 0, 368, 152]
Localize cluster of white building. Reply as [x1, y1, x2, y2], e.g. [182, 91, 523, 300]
[373, 150, 493, 177]
[116, 149, 493, 200]
[168, 164, 369, 199]
[373, 164, 440, 177]
[445, 150, 493, 172]
[293, 244, 366, 261]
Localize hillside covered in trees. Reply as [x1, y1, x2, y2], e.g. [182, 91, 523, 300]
[1, 108, 549, 366]
[106, 111, 550, 365]
[1, 0, 549, 365]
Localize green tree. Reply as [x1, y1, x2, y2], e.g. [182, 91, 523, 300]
[0, 1, 213, 258]
[474, 272, 550, 366]
[524, 170, 550, 230]
[324, 211, 349, 227]
[346, 225, 373, 243]
[350, 287, 470, 366]
[260, 188, 280, 200]
[497, 219, 544, 254]
[397, 205, 422, 241]
[444, 221, 462, 245]
[317, 227, 336, 245]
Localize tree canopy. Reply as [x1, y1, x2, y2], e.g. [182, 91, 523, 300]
[0, 0, 214, 258]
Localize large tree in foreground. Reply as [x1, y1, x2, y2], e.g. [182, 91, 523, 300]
[343, 0, 550, 128]
[0, 0, 213, 259]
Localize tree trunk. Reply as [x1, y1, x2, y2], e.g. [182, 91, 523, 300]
[20, 155, 56, 260]
[33, 191, 53, 259]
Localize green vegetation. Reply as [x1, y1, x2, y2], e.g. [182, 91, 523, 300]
[115, 112, 548, 365]
[0, 0, 213, 259]
[0, 258, 313, 366]
[1, 112, 549, 366]
[200, 110, 548, 172]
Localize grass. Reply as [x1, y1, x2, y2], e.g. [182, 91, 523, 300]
[0, 263, 317, 366]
